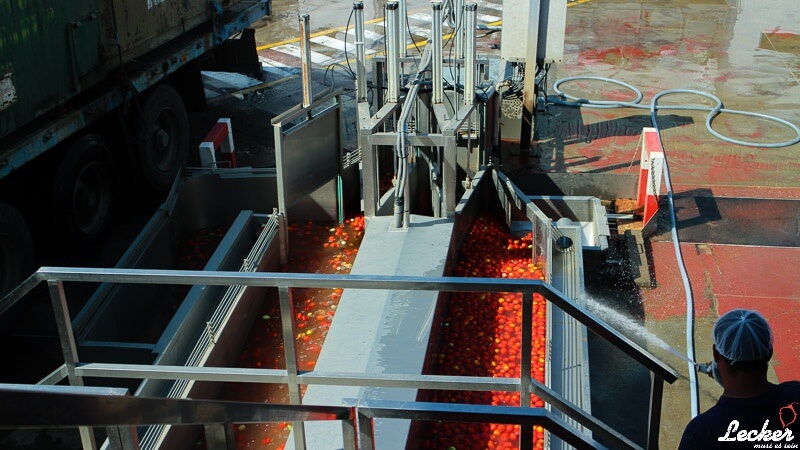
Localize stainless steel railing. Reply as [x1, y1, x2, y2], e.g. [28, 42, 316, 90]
[0, 267, 678, 450]
[0, 384, 606, 450]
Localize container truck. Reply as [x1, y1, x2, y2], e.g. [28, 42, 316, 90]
[0, 0, 271, 298]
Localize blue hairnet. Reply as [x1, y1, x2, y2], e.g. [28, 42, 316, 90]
[713, 309, 773, 362]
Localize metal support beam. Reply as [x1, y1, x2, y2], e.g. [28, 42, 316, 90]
[647, 375, 664, 450]
[48, 280, 97, 450]
[432, 1, 444, 105]
[105, 425, 140, 450]
[356, 401, 609, 450]
[373, 60, 385, 109]
[463, 3, 477, 106]
[278, 286, 306, 450]
[443, 135, 457, 217]
[299, 14, 313, 108]
[520, 292, 534, 449]
[398, 0, 407, 58]
[357, 410, 376, 450]
[362, 136, 379, 217]
[204, 423, 235, 450]
[385, 2, 400, 103]
[519, 0, 541, 151]
[454, 0, 464, 59]
[354, 2, 367, 103]
[342, 416, 357, 450]
[278, 209, 289, 265]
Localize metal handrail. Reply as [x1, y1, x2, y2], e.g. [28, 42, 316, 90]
[11, 266, 678, 383]
[71, 363, 641, 450]
[0, 384, 352, 428]
[0, 385, 611, 450]
[356, 400, 609, 450]
[0, 383, 356, 450]
[1, 266, 678, 450]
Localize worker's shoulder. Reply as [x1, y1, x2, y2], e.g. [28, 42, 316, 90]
[775, 380, 800, 396]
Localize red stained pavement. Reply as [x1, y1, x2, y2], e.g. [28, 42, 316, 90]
[643, 242, 800, 381]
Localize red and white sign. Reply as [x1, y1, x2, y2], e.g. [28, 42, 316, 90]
[199, 118, 237, 169]
[637, 127, 664, 235]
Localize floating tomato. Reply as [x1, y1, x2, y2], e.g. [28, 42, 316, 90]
[422, 214, 547, 449]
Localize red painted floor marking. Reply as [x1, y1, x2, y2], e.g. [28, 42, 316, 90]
[703, 246, 800, 299]
[645, 242, 800, 381]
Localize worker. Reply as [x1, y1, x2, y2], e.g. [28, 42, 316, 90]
[679, 309, 800, 449]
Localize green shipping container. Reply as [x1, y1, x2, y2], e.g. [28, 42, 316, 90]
[0, 0, 242, 140]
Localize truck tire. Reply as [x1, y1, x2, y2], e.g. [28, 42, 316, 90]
[0, 203, 35, 297]
[52, 134, 118, 242]
[136, 85, 190, 192]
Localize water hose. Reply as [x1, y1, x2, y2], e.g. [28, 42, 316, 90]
[551, 76, 800, 147]
[394, 44, 433, 228]
[549, 75, 800, 418]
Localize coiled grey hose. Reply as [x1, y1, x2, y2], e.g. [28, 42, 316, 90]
[550, 75, 800, 419]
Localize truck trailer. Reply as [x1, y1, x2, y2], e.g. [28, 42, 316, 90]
[0, 0, 271, 299]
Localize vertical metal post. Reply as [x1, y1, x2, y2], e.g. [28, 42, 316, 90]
[341, 413, 357, 450]
[204, 423, 235, 450]
[278, 286, 306, 449]
[520, 291, 534, 450]
[647, 375, 665, 450]
[442, 136, 457, 217]
[398, 0, 407, 58]
[354, 2, 368, 103]
[403, 155, 411, 228]
[463, 3, 477, 106]
[385, 2, 400, 103]
[454, 0, 464, 59]
[357, 410, 376, 450]
[519, 0, 541, 152]
[106, 425, 140, 450]
[276, 209, 288, 264]
[432, 1, 444, 104]
[48, 280, 97, 450]
[299, 14, 313, 108]
[362, 135, 378, 217]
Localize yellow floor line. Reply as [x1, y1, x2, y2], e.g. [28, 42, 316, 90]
[257, 0, 591, 53]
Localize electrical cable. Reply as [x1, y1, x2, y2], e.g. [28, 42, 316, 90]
[343, 8, 357, 80]
[406, 12, 423, 55]
[549, 75, 800, 419]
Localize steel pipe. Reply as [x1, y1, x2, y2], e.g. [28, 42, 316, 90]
[432, 1, 444, 104]
[398, 0, 408, 58]
[279, 286, 306, 450]
[520, 292, 534, 449]
[463, 3, 477, 105]
[385, 2, 400, 102]
[48, 280, 97, 450]
[454, 0, 464, 59]
[353, 2, 368, 102]
[299, 14, 313, 108]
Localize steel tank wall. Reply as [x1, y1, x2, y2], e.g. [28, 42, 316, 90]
[0, 0, 242, 140]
